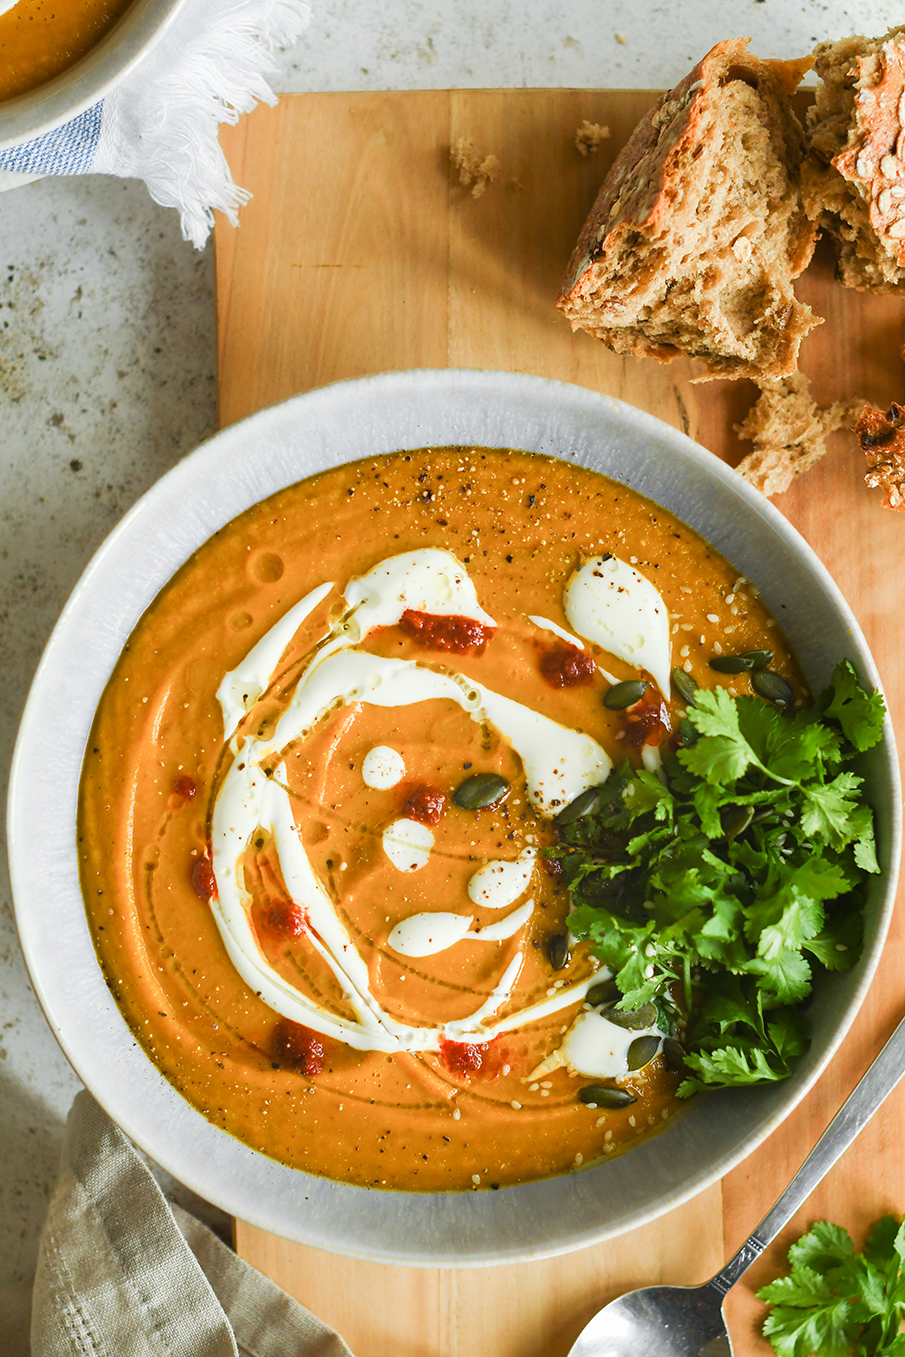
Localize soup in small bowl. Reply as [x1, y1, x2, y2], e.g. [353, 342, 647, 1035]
[0, 0, 184, 150]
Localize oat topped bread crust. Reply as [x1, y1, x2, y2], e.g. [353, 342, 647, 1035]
[855, 402, 905, 510]
[555, 38, 819, 382]
[806, 25, 905, 292]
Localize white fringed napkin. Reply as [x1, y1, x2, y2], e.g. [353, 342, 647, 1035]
[0, 0, 310, 247]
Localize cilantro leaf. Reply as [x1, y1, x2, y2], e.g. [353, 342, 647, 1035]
[761, 1283, 860, 1357]
[746, 947, 813, 1006]
[760, 1214, 905, 1357]
[801, 773, 865, 850]
[738, 698, 842, 784]
[788, 1220, 857, 1274]
[821, 660, 887, 752]
[679, 687, 759, 783]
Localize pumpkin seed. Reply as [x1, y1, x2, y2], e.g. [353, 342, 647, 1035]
[671, 667, 699, 705]
[603, 679, 649, 711]
[678, 718, 698, 747]
[719, 803, 754, 840]
[662, 1038, 686, 1074]
[709, 649, 773, 674]
[626, 1035, 661, 1070]
[604, 1002, 658, 1031]
[752, 670, 795, 708]
[452, 773, 510, 809]
[548, 933, 570, 970]
[578, 1085, 637, 1109]
[586, 979, 621, 1008]
[556, 785, 604, 825]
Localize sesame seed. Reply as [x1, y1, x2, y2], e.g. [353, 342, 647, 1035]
[511, 1100, 522, 1110]
[706, 614, 719, 623]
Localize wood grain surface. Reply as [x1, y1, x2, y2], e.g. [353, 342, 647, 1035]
[216, 90, 905, 1357]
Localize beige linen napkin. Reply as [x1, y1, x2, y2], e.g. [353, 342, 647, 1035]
[4, 1090, 354, 1357]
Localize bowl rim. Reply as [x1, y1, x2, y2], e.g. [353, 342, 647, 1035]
[8, 368, 901, 1267]
[0, 0, 188, 152]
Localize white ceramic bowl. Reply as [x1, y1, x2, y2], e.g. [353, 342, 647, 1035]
[0, 0, 186, 152]
[8, 370, 900, 1266]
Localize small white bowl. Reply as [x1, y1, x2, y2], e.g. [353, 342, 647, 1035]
[7, 370, 900, 1265]
[0, 0, 186, 152]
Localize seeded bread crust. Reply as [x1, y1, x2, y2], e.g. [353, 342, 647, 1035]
[806, 27, 905, 293]
[556, 39, 819, 382]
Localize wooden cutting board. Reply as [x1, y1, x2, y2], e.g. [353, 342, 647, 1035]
[215, 90, 905, 1357]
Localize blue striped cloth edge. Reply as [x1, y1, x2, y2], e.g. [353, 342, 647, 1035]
[0, 102, 104, 176]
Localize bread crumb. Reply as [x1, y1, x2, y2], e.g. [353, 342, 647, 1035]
[855, 401, 905, 510]
[735, 373, 864, 496]
[575, 121, 610, 156]
[451, 137, 501, 198]
[615, 32, 627, 45]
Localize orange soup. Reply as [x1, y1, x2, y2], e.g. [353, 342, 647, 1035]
[0, 0, 134, 103]
[78, 447, 799, 1190]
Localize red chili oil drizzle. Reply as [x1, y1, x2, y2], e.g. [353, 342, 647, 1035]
[439, 1038, 505, 1078]
[623, 693, 669, 748]
[402, 784, 447, 825]
[440, 1039, 489, 1076]
[273, 1019, 325, 1075]
[399, 610, 494, 654]
[172, 774, 198, 801]
[538, 642, 596, 688]
[191, 853, 218, 902]
[264, 900, 308, 938]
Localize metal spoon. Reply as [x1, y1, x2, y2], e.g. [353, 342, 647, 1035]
[567, 1010, 905, 1357]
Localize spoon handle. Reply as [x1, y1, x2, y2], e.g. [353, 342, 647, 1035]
[709, 1010, 905, 1296]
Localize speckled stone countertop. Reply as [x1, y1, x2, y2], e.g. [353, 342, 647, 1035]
[1, 0, 901, 1291]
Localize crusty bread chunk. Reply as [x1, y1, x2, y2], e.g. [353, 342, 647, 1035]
[735, 374, 864, 496]
[855, 402, 905, 509]
[806, 27, 905, 293]
[556, 39, 820, 382]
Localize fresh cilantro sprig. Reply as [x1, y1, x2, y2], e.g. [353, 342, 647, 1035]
[758, 1216, 905, 1356]
[556, 661, 885, 1096]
